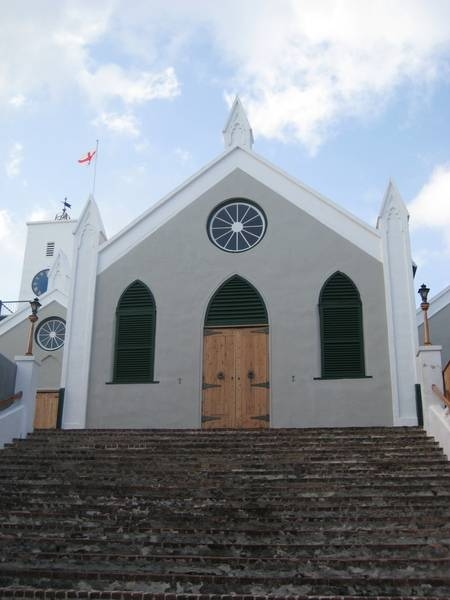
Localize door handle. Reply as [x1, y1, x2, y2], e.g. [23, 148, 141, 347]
[217, 371, 225, 380]
[247, 370, 255, 380]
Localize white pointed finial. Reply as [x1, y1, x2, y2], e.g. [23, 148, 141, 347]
[223, 96, 254, 150]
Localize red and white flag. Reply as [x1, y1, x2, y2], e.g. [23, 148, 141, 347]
[78, 150, 96, 165]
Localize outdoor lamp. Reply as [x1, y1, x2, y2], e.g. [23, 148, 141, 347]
[418, 284, 431, 346]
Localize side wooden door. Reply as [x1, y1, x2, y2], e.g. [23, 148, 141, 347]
[202, 327, 269, 429]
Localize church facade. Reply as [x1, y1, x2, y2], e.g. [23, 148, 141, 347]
[61, 99, 420, 430]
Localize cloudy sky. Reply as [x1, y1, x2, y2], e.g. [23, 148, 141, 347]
[1, 0, 449, 303]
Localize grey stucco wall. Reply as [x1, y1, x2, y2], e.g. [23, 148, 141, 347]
[0, 301, 66, 390]
[87, 169, 393, 428]
[419, 302, 450, 368]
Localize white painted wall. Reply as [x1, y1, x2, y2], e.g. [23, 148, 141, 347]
[19, 220, 77, 300]
[417, 345, 450, 460]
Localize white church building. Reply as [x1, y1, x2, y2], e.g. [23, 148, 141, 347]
[59, 99, 420, 430]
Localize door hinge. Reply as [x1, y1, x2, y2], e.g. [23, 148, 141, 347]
[201, 415, 222, 423]
[251, 381, 270, 389]
[204, 329, 221, 336]
[251, 414, 270, 422]
[202, 382, 221, 390]
[251, 327, 269, 334]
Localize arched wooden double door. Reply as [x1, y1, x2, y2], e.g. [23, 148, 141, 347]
[202, 276, 269, 429]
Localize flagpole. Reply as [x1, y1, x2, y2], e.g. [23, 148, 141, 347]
[91, 139, 99, 196]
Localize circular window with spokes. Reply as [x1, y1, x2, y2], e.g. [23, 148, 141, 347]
[207, 200, 267, 252]
[35, 317, 66, 351]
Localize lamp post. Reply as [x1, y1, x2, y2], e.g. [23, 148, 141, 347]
[418, 284, 431, 346]
[25, 297, 41, 356]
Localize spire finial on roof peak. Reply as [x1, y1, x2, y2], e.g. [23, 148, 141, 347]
[223, 96, 254, 151]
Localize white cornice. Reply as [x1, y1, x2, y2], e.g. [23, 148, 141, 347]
[98, 146, 382, 274]
[25, 219, 78, 226]
[416, 284, 450, 325]
[0, 289, 68, 336]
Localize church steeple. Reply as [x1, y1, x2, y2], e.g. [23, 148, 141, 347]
[223, 96, 254, 151]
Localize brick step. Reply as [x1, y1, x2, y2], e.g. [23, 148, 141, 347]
[9, 594, 450, 600]
[2, 505, 449, 520]
[1, 566, 450, 596]
[0, 517, 450, 541]
[24, 425, 429, 435]
[2, 526, 450, 548]
[2, 536, 449, 558]
[2, 460, 447, 473]
[2, 497, 449, 512]
[3, 450, 442, 464]
[2, 483, 450, 498]
[0, 507, 450, 528]
[1, 594, 449, 600]
[3, 475, 450, 489]
[3, 552, 450, 576]
[4, 435, 439, 447]
[0, 484, 450, 508]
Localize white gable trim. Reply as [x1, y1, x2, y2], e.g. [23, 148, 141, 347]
[416, 284, 450, 325]
[0, 289, 68, 336]
[98, 147, 381, 274]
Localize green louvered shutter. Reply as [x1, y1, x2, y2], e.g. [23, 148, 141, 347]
[205, 275, 268, 327]
[113, 281, 156, 383]
[319, 272, 365, 378]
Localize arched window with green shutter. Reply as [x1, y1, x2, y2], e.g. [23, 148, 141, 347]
[205, 275, 268, 327]
[113, 280, 156, 383]
[319, 272, 365, 379]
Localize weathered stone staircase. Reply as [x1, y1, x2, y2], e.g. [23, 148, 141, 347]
[0, 427, 450, 599]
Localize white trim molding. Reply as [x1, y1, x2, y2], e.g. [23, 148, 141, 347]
[378, 180, 419, 426]
[61, 196, 105, 429]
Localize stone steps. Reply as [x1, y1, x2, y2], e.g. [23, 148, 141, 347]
[0, 427, 449, 598]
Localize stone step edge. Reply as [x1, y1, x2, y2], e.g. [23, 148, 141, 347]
[2, 566, 450, 586]
[2, 524, 449, 536]
[0, 592, 449, 600]
[5, 551, 450, 565]
[1, 535, 447, 551]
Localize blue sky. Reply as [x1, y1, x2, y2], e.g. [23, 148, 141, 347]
[1, 0, 450, 303]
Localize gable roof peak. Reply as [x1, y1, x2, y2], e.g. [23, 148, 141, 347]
[223, 96, 254, 151]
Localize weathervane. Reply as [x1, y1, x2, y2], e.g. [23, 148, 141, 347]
[55, 198, 72, 221]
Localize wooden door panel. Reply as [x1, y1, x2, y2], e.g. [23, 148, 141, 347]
[202, 329, 235, 428]
[34, 391, 59, 429]
[202, 327, 269, 429]
[237, 328, 269, 429]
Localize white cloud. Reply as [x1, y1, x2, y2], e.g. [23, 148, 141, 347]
[213, 0, 450, 152]
[9, 94, 26, 108]
[0, 3, 179, 119]
[408, 163, 450, 253]
[79, 65, 179, 107]
[174, 147, 192, 164]
[93, 112, 141, 137]
[0, 209, 25, 299]
[5, 142, 23, 178]
[1, 1, 449, 151]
